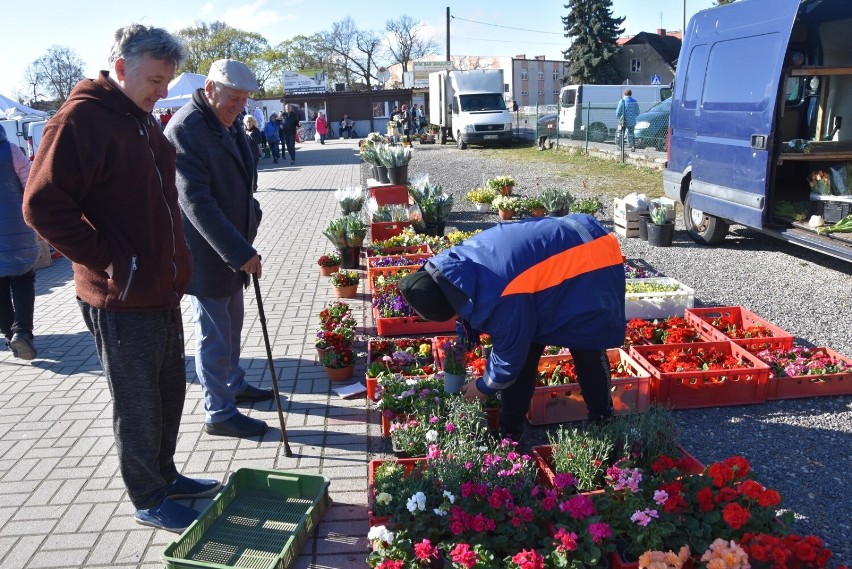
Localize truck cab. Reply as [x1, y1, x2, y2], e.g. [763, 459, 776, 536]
[664, 0, 852, 262]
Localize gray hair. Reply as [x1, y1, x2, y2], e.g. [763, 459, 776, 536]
[110, 24, 185, 71]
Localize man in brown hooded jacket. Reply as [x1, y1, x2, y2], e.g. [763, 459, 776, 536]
[23, 24, 221, 533]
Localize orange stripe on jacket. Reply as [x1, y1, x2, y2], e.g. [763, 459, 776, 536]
[501, 233, 622, 296]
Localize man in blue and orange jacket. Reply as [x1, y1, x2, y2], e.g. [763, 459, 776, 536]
[399, 214, 626, 438]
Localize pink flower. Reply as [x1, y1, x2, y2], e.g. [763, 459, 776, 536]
[653, 489, 669, 505]
[559, 494, 595, 519]
[426, 444, 441, 460]
[553, 528, 578, 551]
[449, 543, 478, 569]
[588, 522, 612, 544]
[413, 539, 436, 560]
[511, 549, 545, 569]
[445, 422, 456, 432]
[630, 508, 659, 526]
[429, 416, 439, 424]
[553, 472, 578, 490]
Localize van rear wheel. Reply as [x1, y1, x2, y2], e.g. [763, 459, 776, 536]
[684, 193, 729, 245]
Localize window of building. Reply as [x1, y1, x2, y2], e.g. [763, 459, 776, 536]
[553, 71, 559, 81]
[537, 70, 544, 81]
[538, 90, 545, 96]
[521, 90, 529, 96]
[521, 69, 528, 81]
[631, 59, 641, 73]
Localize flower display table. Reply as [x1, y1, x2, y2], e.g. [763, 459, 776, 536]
[629, 341, 771, 409]
[684, 305, 795, 352]
[527, 348, 651, 425]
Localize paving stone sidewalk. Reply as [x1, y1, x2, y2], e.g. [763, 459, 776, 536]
[0, 137, 376, 569]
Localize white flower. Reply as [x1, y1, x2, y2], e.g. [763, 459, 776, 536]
[367, 525, 394, 544]
[376, 492, 392, 505]
[425, 429, 438, 443]
[433, 508, 447, 516]
[406, 491, 427, 513]
[405, 378, 418, 386]
[443, 490, 456, 504]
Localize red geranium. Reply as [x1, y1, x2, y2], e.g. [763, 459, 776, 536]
[740, 532, 837, 568]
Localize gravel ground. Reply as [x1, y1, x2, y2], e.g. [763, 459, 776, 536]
[364, 142, 852, 565]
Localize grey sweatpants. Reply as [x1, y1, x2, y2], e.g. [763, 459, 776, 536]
[79, 301, 186, 509]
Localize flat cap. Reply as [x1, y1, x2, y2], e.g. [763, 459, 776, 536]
[207, 59, 259, 92]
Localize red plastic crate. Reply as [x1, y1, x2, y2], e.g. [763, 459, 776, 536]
[373, 309, 456, 337]
[684, 306, 794, 352]
[362, 244, 432, 257]
[368, 457, 425, 528]
[369, 184, 409, 206]
[629, 342, 771, 409]
[368, 263, 427, 292]
[531, 444, 704, 490]
[370, 221, 412, 243]
[759, 346, 852, 400]
[366, 337, 437, 399]
[527, 349, 651, 425]
[366, 253, 433, 269]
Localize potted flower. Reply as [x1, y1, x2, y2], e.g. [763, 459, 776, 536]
[317, 253, 341, 276]
[321, 346, 355, 381]
[487, 175, 516, 196]
[647, 200, 675, 247]
[436, 338, 467, 393]
[466, 187, 498, 213]
[323, 214, 368, 268]
[492, 194, 522, 220]
[570, 196, 604, 216]
[409, 178, 453, 236]
[540, 187, 574, 216]
[334, 186, 367, 215]
[330, 270, 360, 298]
[367, 527, 444, 568]
[376, 143, 413, 185]
[522, 195, 546, 217]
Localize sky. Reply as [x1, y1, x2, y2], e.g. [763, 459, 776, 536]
[0, 0, 717, 103]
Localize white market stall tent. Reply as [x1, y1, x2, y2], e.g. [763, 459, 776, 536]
[157, 72, 206, 109]
[0, 94, 47, 118]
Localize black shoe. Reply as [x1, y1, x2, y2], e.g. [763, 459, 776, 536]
[236, 384, 275, 404]
[290, 159, 295, 164]
[273, 159, 278, 163]
[205, 413, 267, 438]
[10, 332, 36, 360]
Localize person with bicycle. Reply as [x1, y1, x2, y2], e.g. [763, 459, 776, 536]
[280, 104, 300, 164]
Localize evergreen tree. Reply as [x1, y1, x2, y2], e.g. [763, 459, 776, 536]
[561, 0, 625, 84]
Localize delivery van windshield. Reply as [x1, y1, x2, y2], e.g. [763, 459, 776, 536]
[460, 94, 505, 112]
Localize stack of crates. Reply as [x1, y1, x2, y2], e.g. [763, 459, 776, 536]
[613, 196, 676, 238]
[367, 179, 411, 242]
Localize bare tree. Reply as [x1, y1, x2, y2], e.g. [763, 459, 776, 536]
[29, 46, 85, 103]
[385, 15, 439, 74]
[22, 65, 45, 106]
[322, 18, 388, 90]
[175, 21, 268, 76]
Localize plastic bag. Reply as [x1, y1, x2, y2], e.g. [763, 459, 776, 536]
[315, 130, 321, 142]
[830, 163, 852, 195]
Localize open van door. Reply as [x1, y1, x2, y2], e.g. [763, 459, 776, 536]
[671, 0, 801, 237]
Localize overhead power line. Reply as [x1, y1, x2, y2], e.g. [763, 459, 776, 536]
[451, 15, 563, 35]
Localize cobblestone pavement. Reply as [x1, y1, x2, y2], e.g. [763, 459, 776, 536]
[0, 137, 377, 569]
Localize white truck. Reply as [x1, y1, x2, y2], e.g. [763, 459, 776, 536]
[429, 69, 512, 149]
[558, 84, 670, 142]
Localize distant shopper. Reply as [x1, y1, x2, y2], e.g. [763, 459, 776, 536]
[24, 23, 220, 534]
[280, 103, 300, 164]
[315, 110, 328, 144]
[0, 127, 39, 360]
[160, 108, 173, 128]
[615, 89, 641, 152]
[243, 114, 262, 191]
[264, 113, 281, 163]
[339, 114, 355, 138]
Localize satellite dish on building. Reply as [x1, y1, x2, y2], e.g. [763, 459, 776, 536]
[377, 67, 391, 83]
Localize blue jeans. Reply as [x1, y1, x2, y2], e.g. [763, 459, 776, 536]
[190, 290, 249, 423]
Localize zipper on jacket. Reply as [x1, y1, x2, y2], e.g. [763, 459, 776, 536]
[119, 255, 138, 302]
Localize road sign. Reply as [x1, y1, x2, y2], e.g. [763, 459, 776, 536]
[651, 74, 662, 85]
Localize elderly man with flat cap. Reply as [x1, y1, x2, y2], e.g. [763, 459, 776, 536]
[166, 59, 273, 439]
[398, 214, 627, 440]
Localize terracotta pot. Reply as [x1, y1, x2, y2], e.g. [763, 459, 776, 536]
[498, 209, 515, 220]
[530, 208, 546, 217]
[499, 184, 513, 196]
[319, 264, 340, 276]
[334, 283, 358, 298]
[325, 365, 354, 381]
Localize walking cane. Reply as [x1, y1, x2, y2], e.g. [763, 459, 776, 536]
[252, 273, 293, 457]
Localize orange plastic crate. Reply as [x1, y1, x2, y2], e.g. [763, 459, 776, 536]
[363, 244, 432, 257]
[373, 308, 455, 337]
[629, 342, 771, 409]
[531, 444, 704, 490]
[369, 184, 409, 206]
[365, 337, 436, 399]
[527, 348, 651, 425]
[370, 221, 412, 243]
[684, 306, 794, 352]
[368, 262, 429, 292]
[758, 346, 852, 400]
[368, 457, 425, 528]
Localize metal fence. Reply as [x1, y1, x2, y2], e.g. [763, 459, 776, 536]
[512, 102, 667, 158]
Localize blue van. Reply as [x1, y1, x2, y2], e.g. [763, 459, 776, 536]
[664, 0, 852, 261]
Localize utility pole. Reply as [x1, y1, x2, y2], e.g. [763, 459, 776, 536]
[683, 0, 686, 35]
[446, 7, 451, 62]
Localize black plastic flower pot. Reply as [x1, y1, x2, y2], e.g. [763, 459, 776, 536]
[646, 221, 675, 247]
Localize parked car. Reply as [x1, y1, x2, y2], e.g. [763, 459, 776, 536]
[537, 113, 557, 132]
[634, 97, 671, 150]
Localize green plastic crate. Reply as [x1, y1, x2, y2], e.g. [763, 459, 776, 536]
[162, 469, 331, 569]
